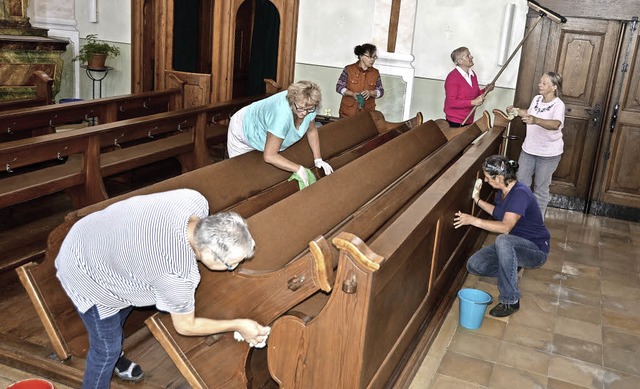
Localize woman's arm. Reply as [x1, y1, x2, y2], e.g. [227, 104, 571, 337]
[454, 209, 521, 234]
[521, 114, 562, 131]
[336, 68, 351, 96]
[170, 311, 269, 345]
[305, 122, 322, 160]
[263, 132, 302, 172]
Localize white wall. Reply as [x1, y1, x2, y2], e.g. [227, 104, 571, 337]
[29, 0, 529, 116]
[74, 0, 131, 98]
[296, 0, 529, 121]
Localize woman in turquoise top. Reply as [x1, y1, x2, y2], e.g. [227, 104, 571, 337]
[227, 81, 333, 186]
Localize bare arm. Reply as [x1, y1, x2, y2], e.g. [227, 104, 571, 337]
[262, 132, 303, 173]
[521, 114, 562, 131]
[305, 122, 322, 160]
[454, 209, 521, 235]
[170, 311, 269, 344]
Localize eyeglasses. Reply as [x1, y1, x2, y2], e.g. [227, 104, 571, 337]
[362, 54, 378, 60]
[294, 102, 316, 113]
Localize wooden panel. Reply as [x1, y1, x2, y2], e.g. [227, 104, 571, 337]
[165, 69, 211, 108]
[600, 19, 640, 208]
[267, 125, 504, 388]
[536, 0, 640, 21]
[545, 19, 620, 199]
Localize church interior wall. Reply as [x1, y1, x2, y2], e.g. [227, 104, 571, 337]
[28, 0, 528, 119]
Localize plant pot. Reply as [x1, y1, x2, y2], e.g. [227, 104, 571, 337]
[87, 53, 107, 69]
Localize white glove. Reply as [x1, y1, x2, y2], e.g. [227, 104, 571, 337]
[296, 165, 309, 187]
[233, 327, 271, 348]
[314, 158, 334, 175]
[472, 178, 482, 203]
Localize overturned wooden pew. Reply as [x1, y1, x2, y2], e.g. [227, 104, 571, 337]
[267, 121, 505, 388]
[14, 111, 422, 387]
[144, 115, 491, 388]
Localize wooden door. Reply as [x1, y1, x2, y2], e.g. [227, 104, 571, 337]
[600, 21, 640, 209]
[511, 16, 621, 211]
[542, 18, 621, 208]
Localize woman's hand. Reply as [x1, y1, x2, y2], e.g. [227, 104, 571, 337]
[520, 113, 536, 125]
[361, 90, 372, 100]
[472, 178, 482, 203]
[453, 211, 475, 229]
[471, 95, 485, 106]
[235, 319, 271, 347]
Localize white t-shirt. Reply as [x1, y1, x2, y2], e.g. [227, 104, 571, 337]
[522, 95, 566, 157]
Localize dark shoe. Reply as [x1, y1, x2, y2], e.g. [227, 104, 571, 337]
[114, 353, 144, 382]
[489, 301, 520, 317]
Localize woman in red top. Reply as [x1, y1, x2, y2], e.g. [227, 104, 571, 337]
[336, 43, 385, 118]
[444, 47, 493, 127]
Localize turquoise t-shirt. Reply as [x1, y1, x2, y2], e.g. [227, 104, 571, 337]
[243, 91, 317, 151]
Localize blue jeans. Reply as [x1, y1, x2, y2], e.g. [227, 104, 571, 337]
[466, 234, 548, 304]
[517, 151, 562, 219]
[77, 305, 132, 389]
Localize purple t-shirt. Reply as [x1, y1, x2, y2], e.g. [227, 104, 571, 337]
[492, 182, 550, 253]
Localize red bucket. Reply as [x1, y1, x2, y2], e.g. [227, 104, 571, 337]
[6, 379, 55, 389]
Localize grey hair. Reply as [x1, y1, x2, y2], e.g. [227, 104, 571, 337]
[450, 46, 469, 64]
[193, 211, 255, 262]
[286, 80, 322, 109]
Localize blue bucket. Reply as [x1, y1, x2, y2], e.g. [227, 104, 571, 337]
[457, 288, 493, 329]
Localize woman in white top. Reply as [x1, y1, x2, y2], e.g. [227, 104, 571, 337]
[507, 72, 565, 219]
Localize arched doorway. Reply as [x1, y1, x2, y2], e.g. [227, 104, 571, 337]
[233, 0, 280, 98]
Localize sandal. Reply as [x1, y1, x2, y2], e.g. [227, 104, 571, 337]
[114, 353, 144, 382]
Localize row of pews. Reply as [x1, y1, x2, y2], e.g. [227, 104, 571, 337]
[8, 104, 510, 387]
[0, 82, 274, 271]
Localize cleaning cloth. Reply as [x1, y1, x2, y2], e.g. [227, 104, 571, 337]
[288, 167, 317, 190]
[233, 326, 271, 348]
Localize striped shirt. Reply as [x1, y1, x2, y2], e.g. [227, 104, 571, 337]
[55, 189, 209, 319]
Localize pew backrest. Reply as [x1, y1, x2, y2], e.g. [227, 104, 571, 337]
[16, 109, 409, 361]
[267, 121, 506, 389]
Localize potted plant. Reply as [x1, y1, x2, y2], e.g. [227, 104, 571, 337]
[75, 34, 120, 69]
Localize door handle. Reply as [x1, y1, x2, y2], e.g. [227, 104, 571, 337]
[585, 104, 601, 127]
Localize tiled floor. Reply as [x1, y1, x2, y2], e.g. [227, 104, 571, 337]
[409, 208, 640, 389]
[1, 208, 638, 388]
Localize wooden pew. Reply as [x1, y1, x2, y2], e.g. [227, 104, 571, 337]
[14, 111, 421, 387]
[143, 117, 490, 388]
[0, 74, 185, 143]
[0, 71, 54, 113]
[0, 93, 278, 211]
[267, 120, 506, 388]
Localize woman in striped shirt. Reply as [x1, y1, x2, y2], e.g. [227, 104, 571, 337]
[55, 189, 269, 388]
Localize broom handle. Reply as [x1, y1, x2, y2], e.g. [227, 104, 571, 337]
[460, 13, 547, 126]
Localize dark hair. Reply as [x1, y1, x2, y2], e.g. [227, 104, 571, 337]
[482, 155, 518, 184]
[354, 43, 377, 57]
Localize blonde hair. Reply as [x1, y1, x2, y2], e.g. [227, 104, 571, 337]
[286, 81, 322, 109]
[545, 72, 563, 97]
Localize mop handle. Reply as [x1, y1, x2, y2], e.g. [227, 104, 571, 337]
[460, 2, 567, 126]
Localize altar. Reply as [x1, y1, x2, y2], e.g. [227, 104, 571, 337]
[0, 0, 67, 101]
